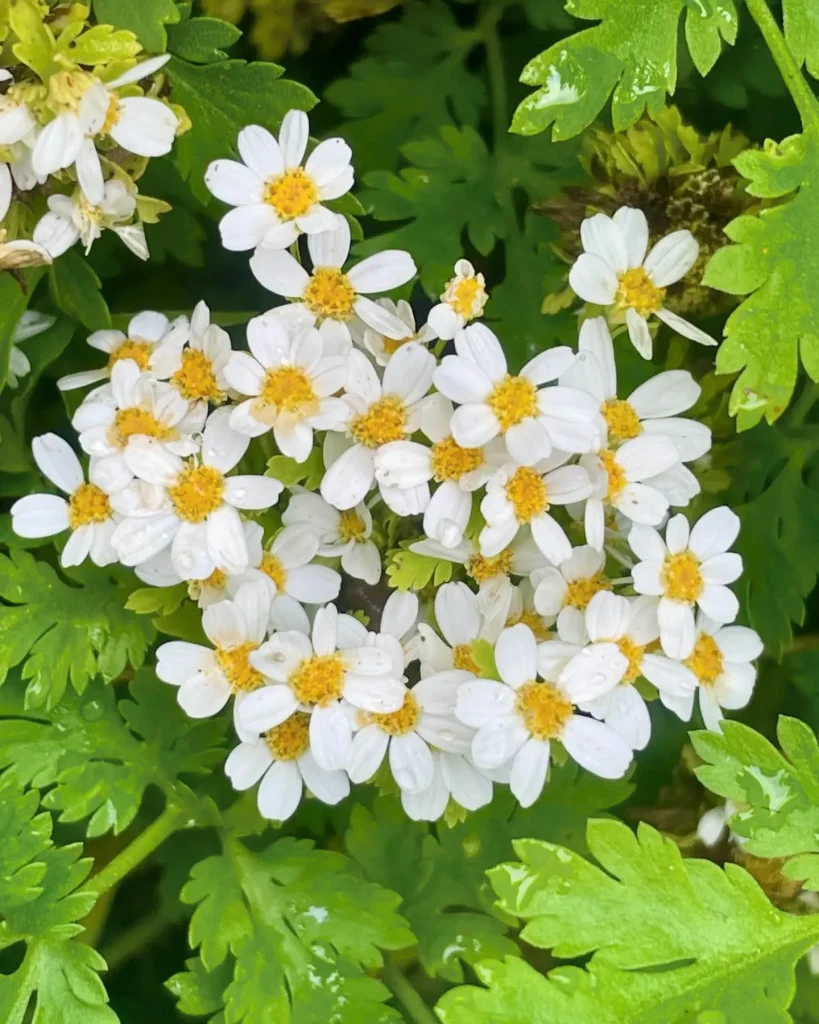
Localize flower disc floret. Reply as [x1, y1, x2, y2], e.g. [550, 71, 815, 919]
[171, 349, 224, 402]
[68, 483, 112, 528]
[303, 267, 357, 320]
[505, 466, 549, 523]
[113, 407, 174, 445]
[265, 712, 311, 760]
[351, 395, 407, 448]
[602, 399, 642, 441]
[368, 691, 420, 736]
[487, 375, 538, 432]
[338, 509, 366, 542]
[662, 551, 703, 603]
[453, 643, 481, 674]
[260, 552, 287, 591]
[516, 681, 573, 740]
[468, 549, 513, 583]
[565, 573, 611, 610]
[290, 653, 346, 706]
[616, 267, 666, 316]
[617, 637, 646, 683]
[264, 168, 319, 220]
[169, 465, 226, 523]
[216, 642, 264, 693]
[599, 448, 627, 500]
[685, 634, 724, 686]
[260, 365, 318, 415]
[109, 340, 152, 370]
[430, 436, 483, 482]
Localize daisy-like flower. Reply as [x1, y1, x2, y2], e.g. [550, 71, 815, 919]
[7, 311, 56, 388]
[33, 180, 148, 261]
[433, 323, 599, 466]
[110, 408, 283, 577]
[224, 314, 347, 462]
[410, 530, 549, 588]
[249, 215, 416, 349]
[456, 623, 632, 806]
[418, 580, 512, 677]
[580, 434, 680, 550]
[568, 207, 717, 358]
[427, 259, 489, 340]
[0, 71, 36, 148]
[320, 342, 436, 512]
[629, 508, 743, 659]
[72, 358, 205, 491]
[504, 580, 555, 641]
[32, 57, 178, 205]
[357, 299, 436, 366]
[531, 545, 612, 645]
[58, 311, 188, 392]
[659, 613, 762, 732]
[401, 751, 502, 821]
[11, 433, 119, 567]
[282, 490, 380, 585]
[480, 455, 593, 564]
[150, 301, 232, 406]
[239, 603, 404, 771]
[205, 113, 352, 251]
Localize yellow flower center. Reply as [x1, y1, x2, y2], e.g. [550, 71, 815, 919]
[112, 407, 174, 446]
[189, 567, 227, 601]
[264, 168, 319, 220]
[487, 375, 538, 432]
[602, 399, 642, 442]
[68, 482, 111, 528]
[47, 70, 96, 114]
[505, 466, 548, 523]
[171, 349, 224, 402]
[453, 643, 480, 674]
[303, 267, 357, 320]
[467, 549, 513, 584]
[617, 636, 646, 683]
[430, 436, 483, 482]
[215, 642, 263, 692]
[382, 335, 413, 356]
[168, 465, 225, 523]
[509, 610, 553, 642]
[255, 365, 318, 421]
[265, 710, 311, 761]
[260, 552, 288, 592]
[447, 275, 487, 319]
[565, 573, 611, 610]
[685, 633, 724, 686]
[101, 94, 121, 135]
[599, 448, 627, 501]
[290, 653, 346, 706]
[616, 267, 666, 317]
[516, 681, 573, 740]
[351, 395, 407, 448]
[367, 691, 420, 736]
[661, 550, 703, 603]
[338, 509, 366, 542]
[109, 339, 152, 370]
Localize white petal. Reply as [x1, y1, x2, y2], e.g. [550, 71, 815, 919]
[348, 250, 416, 294]
[219, 203, 281, 252]
[585, 591, 630, 643]
[654, 308, 717, 346]
[279, 109, 309, 168]
[658, 599, 696, 659]
[510, 737, 550, 807]
[701, 552, 743, 586]
[238, 686, 299, 734]
[530, 514, 572, 565]
[629, 523, 667, 563]
[456, 680, 515, 728]
[641, 653, 698, 697]
[455, 324, 507, 380]
[305, 136, 352, 186]
[320, 444, 374, 510]
[224, 475, 283, 510]
[250, 248, 310, 296]
[697, 584, 739, 624]
[433, 355, 494, 404]
[390, 732, 435, 793]
[521, 346, 576, 385]
[257, 759, 302, 820]
[603, 685, 651, 750]
[580, 212, 628, 273]
[559, 642, 627, 701]
[177, 675, 231, 718]
[299, 752, 350, 806]
[383, 341, 435, 405]
[644, 230, 699, 287]
[629, 370, 701, 419]
[450, 403, 501, 448]
[495, 624, 538, 688]
[206, 503, 249, 573]
[286, 564, 342, 604]
[505, 418, 551, 467]
[471, 715, 529, 769]
[31, 434, 83, 493]
[562, 715, 632, 778]
[689, 507, 740, 561]
[205, 159, 263, 205]
[626, 308, 653, 359]
[346, 725, 389, 783]
[310, 702, 352, 771]
[238, 125, 284, 180]
[225, 741, 274, 790]
[568, 253, 618, 305]
[714, 625, 763, 663]
[110, 97, 178, 157]
[613, 207, 649, 267]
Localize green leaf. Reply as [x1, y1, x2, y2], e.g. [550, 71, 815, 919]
[166, 957, 232, 1015]
[167, 56, 316, 203]
[267, 448, 324, 489]
[386, 546, 453, 591]
[438, 819, 819, 1023]
[48, 253, 112, 333]
[166, 15, 242, 63]
[0, 271, 45, 393]
[784, 0, 819, 80]
[54, 22, 142, 68]
[512, 0, 737, 139]
[92, 0, 181, 52]
[177, 834, 412, 1021]
[469, 638, 500, 681]
[0, 550, 155, 709]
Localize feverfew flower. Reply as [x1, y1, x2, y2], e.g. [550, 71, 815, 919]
[629, 508, 743, 659]
[433, 323, 599, 466]
[249, 215, 416, 349]
[410, 531, 549, 588]
[427, 259, 489, 340]
[205, 113, 351, 251]
[358, 299, 436, 366]
[531, 544, 612, 645]
[568, 207, 717, 358]
[225, 315, 347, 461]
[401, 751, 499, 821]
[7, 311, 55, 388]
[151, 301, 232, 406]
[282, 490, 380, 586]
[417, 581, 511, 677]
[320, 342, 436, 512]
[456, 623, 632, 806]
[11, 433, 119, 567]
[33, 180, 147, 261]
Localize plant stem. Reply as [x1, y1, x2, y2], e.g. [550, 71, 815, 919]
[745, 0, 819, 130]
[382, 961, 439, 1024]
[788, 380, 819, 427]
[102, 911, 171, 973]
[482, 1, 509, 155]
[778, 633, 819, 656]
[84, 807, 183, 897]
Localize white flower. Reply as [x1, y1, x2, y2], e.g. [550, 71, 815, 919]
[0, 232, 52, 271]
[504, 580, 555, 641]
[410, 530, 549, 586]
[531, 544, 611, 645]
[249, 215, 416, 349]
[417, 581, 511, 677]
[456, 623, 632, 806]
[427, 259, 489, 340]
[357, 299, 436, 366]
[150, 301, 232, 405]
[400, 751, 500, 821]
[659, 613, 762, 732]
[240, 604, 404, 770]
[11, 433, 119, 567]
[629, 508, 743, 659]
[33, 56, 177, 205]
[205, 112, 352, 251]
[7, 311, 55, 388]
[433, 323, 599, 466]
[225, 314, 347, 461]
[110, 408, 283, 576]
[1, 146, 44, 222]
[0, 72, 36, 147]
[58, 310, 188, 392]
[33, 180, 147, 260]
[480, 455, 593, 564]
[282, 490, 380, 585]
[568, 207, 717, 358]
[378, 590, 421, 665]
[697, 800, 740, 848]
[320, 342, 435, 511]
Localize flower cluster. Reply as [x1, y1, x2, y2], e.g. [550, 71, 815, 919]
[0, 2, 184, 266]
[13, 108, 762, 823]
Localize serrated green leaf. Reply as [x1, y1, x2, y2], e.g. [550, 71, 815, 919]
[386, 546, 453, 591]
[167, 15, 242, 63]
[54, 22, 142, 68]
[267, 448, 324, 489]
[784, 0, 819, 80]
[48, 253, 112, 332]
[165, 956, 232, 1015]
[92, 0, 181, 52]
[0, 271, 45, 394]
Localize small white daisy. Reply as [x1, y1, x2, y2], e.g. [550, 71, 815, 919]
[629, 508, 743, 659]
[400, 750, 501, 821]
[456, 623, 632, 806]
[33, 180, 147, 260]
[426, 259, 489, 340]
[568, 207, 717, 358]
[410, 530, 549, 587]
[282, 490, 380, 585]
[7, 311, 55, 388]
[150, 301, 232, 406]
[11, 433, 119, 567]
[225, 314, 347, 462]
[433, 323, 599, 466]
[320, 342, 436, 512]
[531, 544, 611, 645]
[249, 215, 416, 349]
[417, 580, 512, 677]
[205, 112, 352, 251]
[357, 299, 436, 366]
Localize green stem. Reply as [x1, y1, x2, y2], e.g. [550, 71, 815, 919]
[745, 0, 819, 130]
[777, 633, 819, 657]
[102, 911, 170, 973]
[482, 1, 509, 155]
[382, 961, 439, 1024]
[84, 807, 183, 897]
[788, 380, 819, 426]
